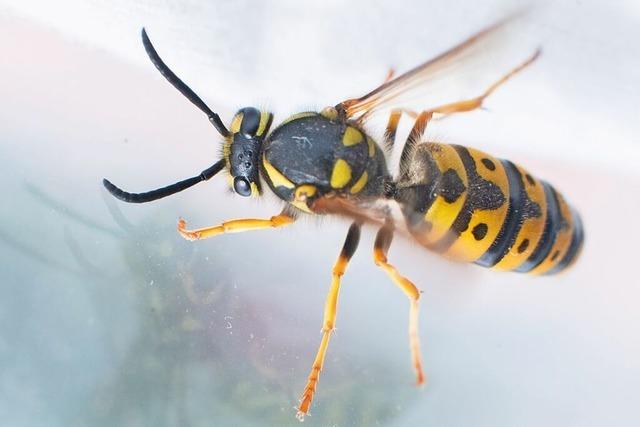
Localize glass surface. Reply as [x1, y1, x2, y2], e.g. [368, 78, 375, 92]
[1, 2, 639, 426]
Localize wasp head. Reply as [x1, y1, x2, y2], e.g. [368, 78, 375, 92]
[225, 107, 273, 197]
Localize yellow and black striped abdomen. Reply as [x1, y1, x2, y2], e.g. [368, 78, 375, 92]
[396, 143, 583, 274]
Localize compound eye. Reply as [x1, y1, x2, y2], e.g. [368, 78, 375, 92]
[233, 176, 252, 197]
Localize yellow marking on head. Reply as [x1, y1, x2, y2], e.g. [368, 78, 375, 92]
[250, 182, 260, 197]
[367, 136, 376, 157]
[256, 111, 271, 136]
[330, 159, 352, 189]
[342, 127, 363, 147]
[223, 139, 231, 162]
[294, 184, 317, 201]
[350, 171, 368, 194]
[262, 155, 295, 188]
[230, 112, 244, 133]
[280, 111, 317, 125]
[320, 107, 338, 120]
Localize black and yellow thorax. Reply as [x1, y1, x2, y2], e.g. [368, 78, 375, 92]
[261, 108, 390, 213]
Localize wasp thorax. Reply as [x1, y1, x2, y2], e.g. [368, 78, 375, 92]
[228, 107, 273, 197]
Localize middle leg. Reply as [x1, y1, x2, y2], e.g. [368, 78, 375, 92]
[383, 49, 541, 156]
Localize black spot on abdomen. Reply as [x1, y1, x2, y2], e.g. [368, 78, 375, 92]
[472, 223, 488, 240]
[481, 158, 496, 171]
[476, 160, 543, 268]
[432, 146, 505, 253]
[515, 182, 561, 273]
[517, 238, 530, 253]
[545, 208, 584, 275]
[439, 168, 465, 203]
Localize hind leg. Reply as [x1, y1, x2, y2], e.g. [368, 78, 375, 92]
[373, 222, 425, 385]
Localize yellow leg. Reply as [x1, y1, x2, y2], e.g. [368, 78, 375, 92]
[406, 110, 433, 143]
[399, 110, 434, 171]
[386, 49, 540, 138]
[354, 50, 539, 125]
[383, 68, 395, 83]
[382, 109, 402, 152]
[428, 49, 541, 116]
[296, 222, 361, 421]
[373, 224, 425, 386]
[177, 211, 294, 241]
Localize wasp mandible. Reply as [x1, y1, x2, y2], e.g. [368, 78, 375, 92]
[104, 19, 584, 421]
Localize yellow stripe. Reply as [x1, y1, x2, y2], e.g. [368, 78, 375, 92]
[222, 139, 231, 162]
[262, 155, 294, 189]
[421, 144, 468, 244]
[445, 148, 509, 263]
[493, 165, 547, 271]
[367, 136, 376, 157]
[230, 112, 243, 133]
[249, 182, 260, 197]
[280, 111, 317, 125]
[349, 171, 368, 194]
[330, 159, 352, 189]
[529, 191, 574, 275]
[256, 112, 271, 136]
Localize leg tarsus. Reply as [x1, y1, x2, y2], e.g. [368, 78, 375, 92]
[177, 211, 295, 241]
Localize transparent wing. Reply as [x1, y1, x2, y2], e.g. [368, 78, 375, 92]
[337, 14, 539, 121]
[310, 195, 460, 247]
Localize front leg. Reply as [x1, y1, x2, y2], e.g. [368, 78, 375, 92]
[177, 209, 295, 241]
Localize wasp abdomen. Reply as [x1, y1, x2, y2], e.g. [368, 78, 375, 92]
[396, 143, 583, 274]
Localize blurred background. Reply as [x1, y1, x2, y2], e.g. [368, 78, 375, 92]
[1, 0, 639, 426]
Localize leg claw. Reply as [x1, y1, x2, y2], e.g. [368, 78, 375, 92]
[177, 218, 200, 241]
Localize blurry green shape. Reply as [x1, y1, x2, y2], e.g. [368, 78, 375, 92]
[6, 184, 417, 426]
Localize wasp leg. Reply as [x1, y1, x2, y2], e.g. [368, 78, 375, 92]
[382, 110, 402, 153]
[388, 49, 541, 127]
[429, 49, 541, 116]
[177, 210, 295, 241]
[399, 110, 434, 171]
[383, 68, 395, 83]
[296, 222, 362, 421]
[394, 52, 539, 158]
[373, 223, 425, 385]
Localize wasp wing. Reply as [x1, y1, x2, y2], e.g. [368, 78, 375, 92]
[310, 195, 461, 249]
[337, 15, 539, 121]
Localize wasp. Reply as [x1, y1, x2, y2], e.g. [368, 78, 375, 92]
[104, 19, 584, 421]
